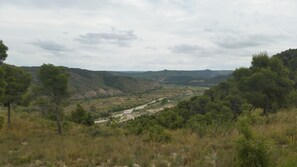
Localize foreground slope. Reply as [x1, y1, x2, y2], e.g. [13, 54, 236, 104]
[0, 108, 296, 166]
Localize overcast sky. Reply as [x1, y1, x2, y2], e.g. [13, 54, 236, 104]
[1, 0, 297, 71]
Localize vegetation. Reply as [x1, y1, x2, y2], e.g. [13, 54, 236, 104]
[235, 110, 271, 167]
[0, 40, 8, 65]
[0, 107, 296, 166]
[0, 40, 8, 101]
[0, 39, 296, 166]
[0, 42, 32, 128]
[71, 104, 94, 126]
[122, 50, 297, 166]
[23, 67, 160, 100]
[0, 65, 31, 128]
[38, 64, 70, 134]
[112, 69, 232, 86]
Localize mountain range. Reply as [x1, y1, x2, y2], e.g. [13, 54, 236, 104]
[22, 67, 232, 99]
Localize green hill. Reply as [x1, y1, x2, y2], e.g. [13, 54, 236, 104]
[22, 67, 160, 99]
[111, 70, 233, 86]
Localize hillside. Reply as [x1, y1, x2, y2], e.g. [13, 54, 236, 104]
[22, 67, 160, 99]
[0, 107, 296, 166]
[125, 49, 297, 132]
[111, 70, 233, 86]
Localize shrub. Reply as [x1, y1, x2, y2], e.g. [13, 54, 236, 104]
[157, 110, 184, 129]
[84, 112, 94, 126]
[71, 104, 94, 126]
[235, 117, 270, 167]
[186, 114, 210, 137]
[98, 111, 111, 118]
[0, 116, 4, 129]
[144, 124, 171, 143]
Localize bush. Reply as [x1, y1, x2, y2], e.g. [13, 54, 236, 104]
[235, 117, 270, 167]
[0, 116, 4, 129]
[84, 112, 94, 126]
[157, 110, 184, 129]
[144, 125, 171, 143]
[187, 114, 210, 137]
[125, 115, 158, 135]
[71, 104, 94, 126]
[98, 111, 111, 118]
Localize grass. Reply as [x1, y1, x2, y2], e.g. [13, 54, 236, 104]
[0, 107, 296, 166]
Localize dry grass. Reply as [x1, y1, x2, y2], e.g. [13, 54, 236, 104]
[0, 108, 296, 166]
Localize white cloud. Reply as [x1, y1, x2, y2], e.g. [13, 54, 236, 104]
[0, 0, 297, 70]
[76, 28, 137, 47]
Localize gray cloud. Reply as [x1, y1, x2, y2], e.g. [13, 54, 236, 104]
[215, 33, 288, 49]
[216, 35, 262, 49]
[145, 46, 157, 50]
[1, 0, 297, 70]
[76, 29, 137, 47]
[31, 40, 69, 52]
[169, 44, 203, 54]
[0, 0, 110, 10]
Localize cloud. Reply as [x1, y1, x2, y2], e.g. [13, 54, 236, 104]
[169, 44, 203, 54]
[31, 40, 69, 52]
[30, 40, 71, 57]
[1, 0, 297, 70]
[145, 46, 157, 50]
[215, 35, 265, 49]
[215, 33, 289, 49]
[76, 29, 137, 47]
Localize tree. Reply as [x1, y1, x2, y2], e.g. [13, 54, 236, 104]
[0, 64, 31, 128]
[0, 40, 8, 98]
[38, 64, 69, 134]
[238, 69, 293, 114]
[233, 67, 251, 82]
[0, 40, 8, 65]
[251, 52, 270, 70]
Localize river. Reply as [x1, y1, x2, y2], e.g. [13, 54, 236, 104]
[94, 98, 165, 124]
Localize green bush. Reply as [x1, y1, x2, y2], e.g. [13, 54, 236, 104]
[157, 110, 184, 129]
[144, 124, 171, 143]
[71, 104, 94, 126]
[235, 117, 270, 167]
[98, 111, 111, 118]
[84, 112, 94, 126]
[0, 116, 4, 129]
[187, 114, 210, 137]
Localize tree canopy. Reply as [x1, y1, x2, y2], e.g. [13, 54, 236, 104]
[0, 40, 8, 65]
[38, 64, 69, 134]
[0, 64, 31, 128]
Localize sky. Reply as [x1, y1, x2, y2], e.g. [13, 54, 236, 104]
[0, 0, 297, 71]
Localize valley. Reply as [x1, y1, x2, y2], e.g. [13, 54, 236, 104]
[64, 85, 207, 124]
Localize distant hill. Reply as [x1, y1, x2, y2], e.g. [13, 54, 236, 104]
[22, 67, 160, 100]
[111, 70, 233, 86]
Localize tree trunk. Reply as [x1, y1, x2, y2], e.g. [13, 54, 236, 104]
[55, 106, 62, 134]
[7, 103, 11, 128]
